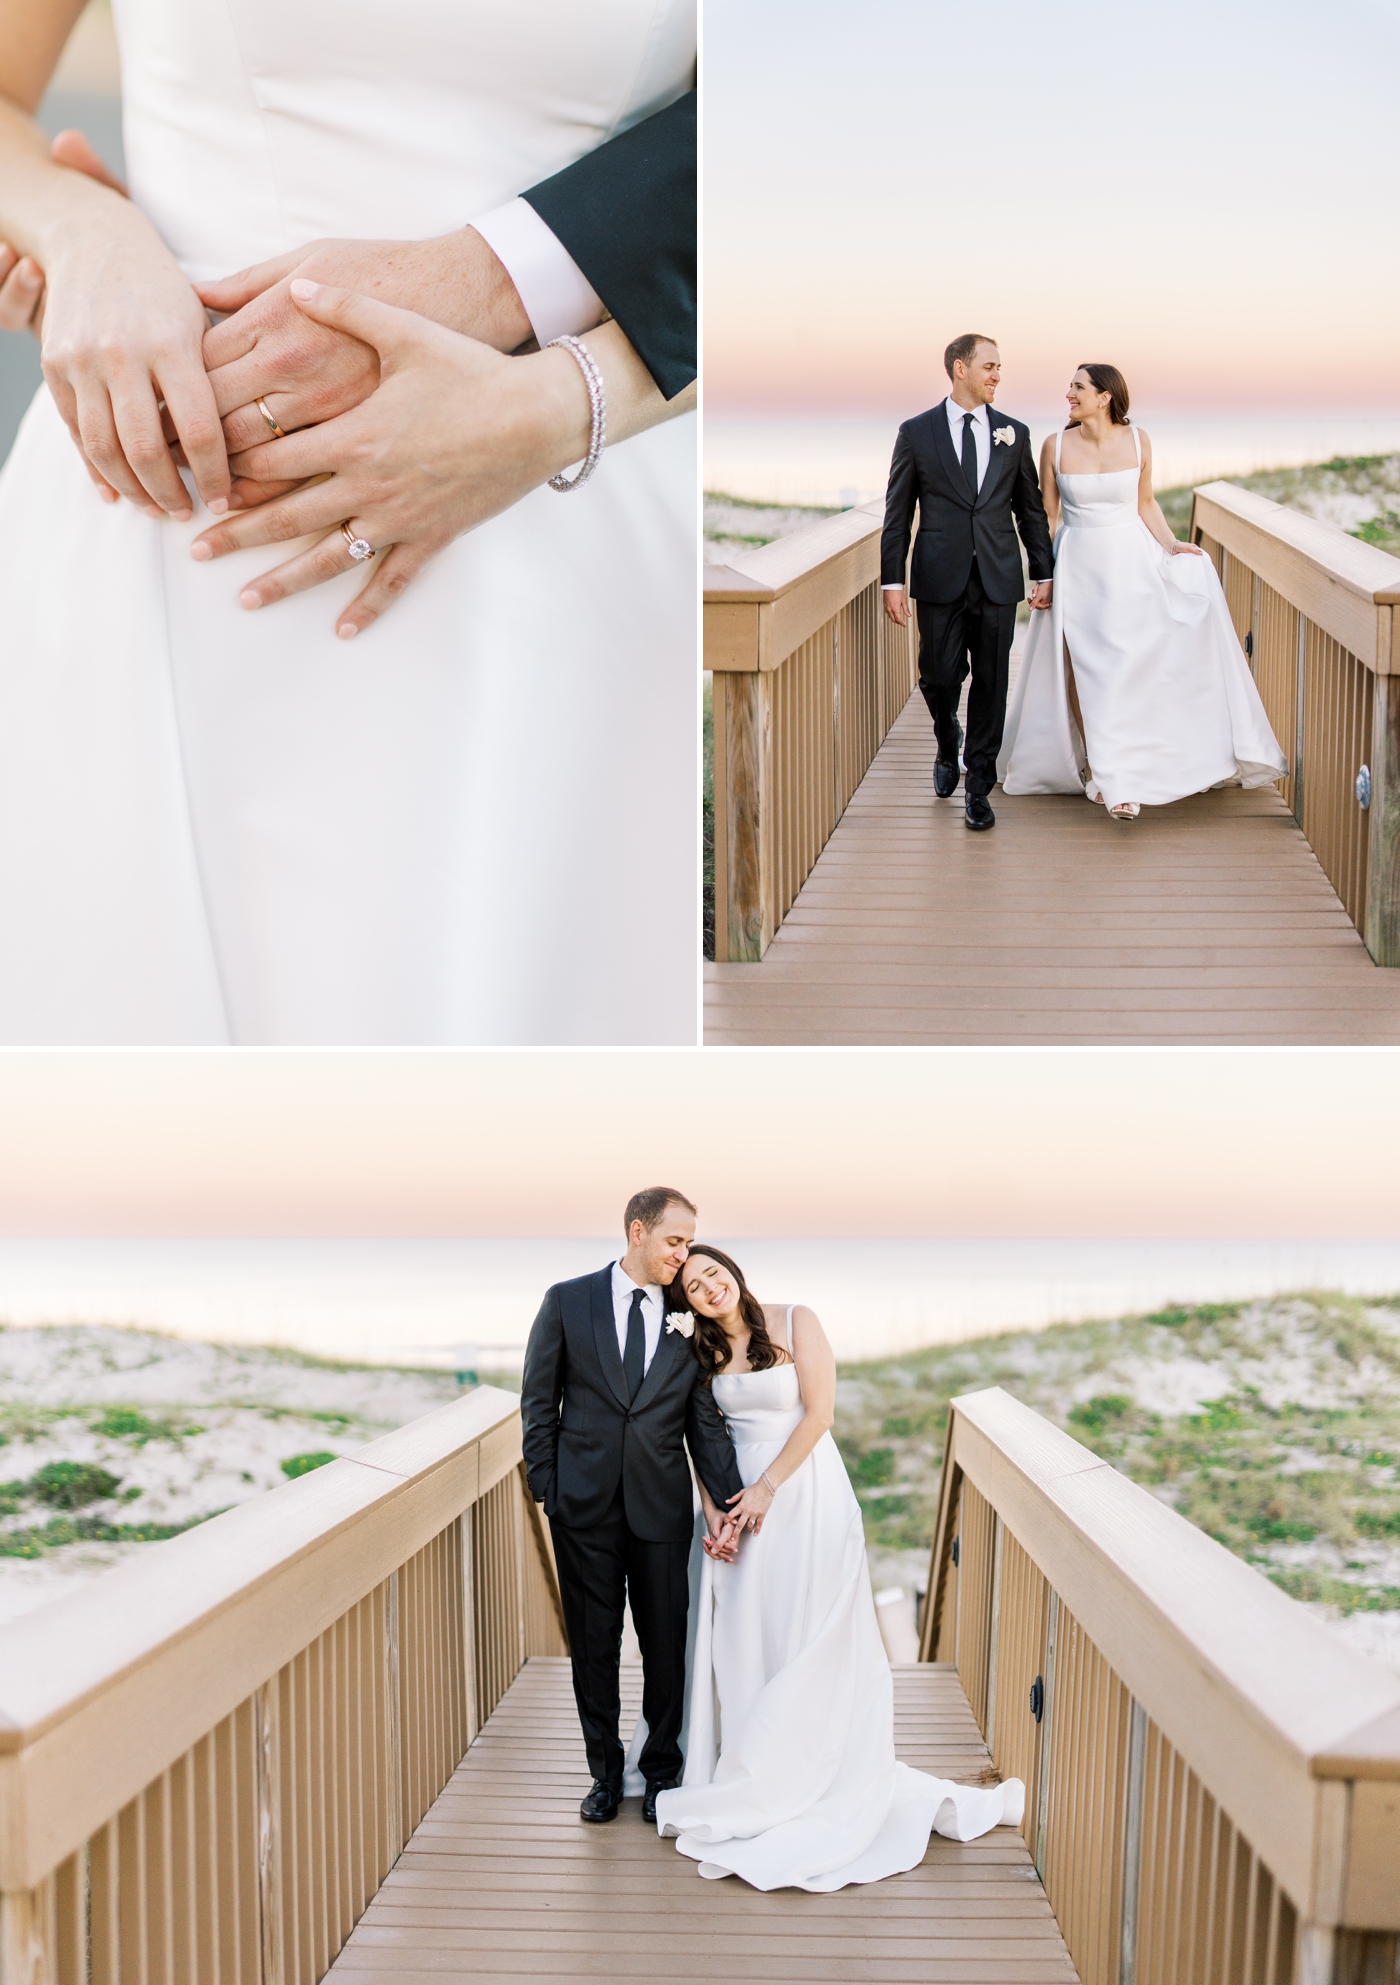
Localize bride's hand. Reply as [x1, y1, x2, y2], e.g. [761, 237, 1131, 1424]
[39, 193, 230, 519]
[188, 282, 597, 636]
[1167, 540, 1204, 556]
[193, 232, 531, 493]
[726, 1478, 776, 1534]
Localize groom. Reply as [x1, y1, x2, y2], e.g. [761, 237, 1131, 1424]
[881, 334, 1054, 831]
[520, 1188, 743, 1826]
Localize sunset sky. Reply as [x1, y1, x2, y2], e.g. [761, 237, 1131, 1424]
[704, 0, 1400, 416]
[0, 1050, 1395, 1240]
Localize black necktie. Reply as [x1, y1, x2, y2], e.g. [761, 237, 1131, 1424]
[961, 411, 979, 498]
[624, 1288, 647, 1401]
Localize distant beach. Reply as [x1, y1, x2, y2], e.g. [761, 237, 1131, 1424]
[4, 1237, 1400, 1367]
[706, 414, 1400, 510]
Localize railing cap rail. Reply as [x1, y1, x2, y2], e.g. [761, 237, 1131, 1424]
[1194, 478, 1400, 607]
[703, 499, 883, 606]
[0, 1384, 520, 1756]
[946, 1386, 1400, 1782]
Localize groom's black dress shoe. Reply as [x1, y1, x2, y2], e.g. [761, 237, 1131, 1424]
[933, 721, 963, 798]
[642, 1779, 679, 1823]
[965, 793, 995, 831]
[580, 1779, 621, 1823]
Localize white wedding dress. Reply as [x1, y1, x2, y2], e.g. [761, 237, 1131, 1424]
[654, 1311, 1024, 1892]
[0, 0, 696, 1045]
[998, 426, 1286, 809]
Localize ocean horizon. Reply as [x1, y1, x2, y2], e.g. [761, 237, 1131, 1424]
[705, 414, 1400, 510]
[2, 1237, 1400, 1370]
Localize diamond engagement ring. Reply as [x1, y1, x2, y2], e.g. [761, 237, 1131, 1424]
[545, 335, 606, 492]
[255, 397, 286, 440]
[340, 523, 375, 562]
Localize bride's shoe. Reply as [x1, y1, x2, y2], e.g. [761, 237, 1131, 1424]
[1109, 801, 1140, 822]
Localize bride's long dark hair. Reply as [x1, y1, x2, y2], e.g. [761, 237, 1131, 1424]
[664, 1243, 790, 1381]
[1068, 362, 1131, 427]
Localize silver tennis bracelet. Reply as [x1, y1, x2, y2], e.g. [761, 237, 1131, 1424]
[545, 335, 606, 492]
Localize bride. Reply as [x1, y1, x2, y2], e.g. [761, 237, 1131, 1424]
[653, 1244, 1023, 1892]
[0, 0, 695, 1046]
[998, 363, 1286, 820]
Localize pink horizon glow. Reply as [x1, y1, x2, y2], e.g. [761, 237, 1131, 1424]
[0, 1051, 1394, 1242]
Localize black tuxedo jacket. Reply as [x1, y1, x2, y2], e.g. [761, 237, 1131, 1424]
[520, 1264, 741, 1543]
[522, 90, 695, 402]
[880, 402, 1054, 605]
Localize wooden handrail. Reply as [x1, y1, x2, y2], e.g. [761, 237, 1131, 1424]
[0, 1387, 567, 1984]
[1190, 482, 1400, 962]
[1192, 481, 1400, 671]
[923, 1388, 1400, 1980]
[705, 501, 916, 960]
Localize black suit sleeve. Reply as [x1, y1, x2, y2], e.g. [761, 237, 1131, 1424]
[520, 90, 695, 402]
[685, 1374, 744, 1511]
[520, 1285, 565, 1504]
[879, 422, 919, 588]
[1011, 430, 1054, 582]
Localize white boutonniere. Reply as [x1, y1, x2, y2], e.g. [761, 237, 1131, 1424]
[665, 1313, 695, 1338]
[993, 425, 1015, 446]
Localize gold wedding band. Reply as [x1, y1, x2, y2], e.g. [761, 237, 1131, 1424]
[341, 522, 374, 562]
[255, 397, 286, 440]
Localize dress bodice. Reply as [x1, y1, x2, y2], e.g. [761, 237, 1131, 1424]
[1055, 426, 1141, 532]
[712, 1361, 804, 1448]
[110, 0, 696, 280]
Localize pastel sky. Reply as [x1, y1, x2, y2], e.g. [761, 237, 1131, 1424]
[0, 1050, 1395, 1240]
[704, 0, 1400, 416]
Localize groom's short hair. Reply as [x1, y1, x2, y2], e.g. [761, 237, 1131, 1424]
[624, 1187, 697, 1234]
[945, 333, 995, 380]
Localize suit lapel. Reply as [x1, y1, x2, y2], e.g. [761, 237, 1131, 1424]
[590, 1266, 630, 1410]
[929, 400, 974, 510]
[630, 1318, 686, 1416]
[975, 414, 1016, 510]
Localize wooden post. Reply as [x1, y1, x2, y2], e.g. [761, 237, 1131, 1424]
[1365, 650, 1400, 964]
[254, 1682, 283, 1985]
[719, 670, 771, 961]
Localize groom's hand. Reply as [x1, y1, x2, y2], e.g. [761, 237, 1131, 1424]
[195, 232, 533, 492]
[883, 588, 910, 627]
[1029, 580, 1053, 610]
[702, 1511, 740, 1562]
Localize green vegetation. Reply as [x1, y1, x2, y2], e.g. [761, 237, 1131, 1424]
[1156, 453, 1400, 550]
[91, 1407, 203, 1445]
[280, 1452, 337, 1479]
[837, 1293, 1400, 1616]
[28, 1460, 124, 1509]
[0, 1515, 206, 1559]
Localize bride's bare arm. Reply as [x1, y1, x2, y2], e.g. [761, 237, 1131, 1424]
[723, 1306, 835, 1534]
[0, 1, 229, 516]
[1137, 430, 1201, 556]
[1039, 432, 1061, 532]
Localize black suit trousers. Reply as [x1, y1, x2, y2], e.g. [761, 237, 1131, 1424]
[549, 1486, 690, 1791]
[916, 560, 1018, 798]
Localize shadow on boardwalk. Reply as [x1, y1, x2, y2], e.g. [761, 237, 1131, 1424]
[330, 1657, 1077, 1985]
[706, 686, 1400, 1047]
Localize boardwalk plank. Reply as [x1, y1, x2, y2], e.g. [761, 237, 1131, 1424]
[328, 1660, 1079, 1984]
[704, 672, 1400, 1046]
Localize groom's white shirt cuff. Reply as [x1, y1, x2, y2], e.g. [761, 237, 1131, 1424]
[470, 197, 607, 347]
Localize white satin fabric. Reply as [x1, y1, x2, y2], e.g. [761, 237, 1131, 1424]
[655, 1319, 1024, 1892]
[0, 0, 697, 1043]
[998, 427, 1286, 810]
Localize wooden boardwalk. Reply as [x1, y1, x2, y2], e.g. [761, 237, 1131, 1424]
[329, 1657, 1077, 1984]
[706, 679, 1400, 1047]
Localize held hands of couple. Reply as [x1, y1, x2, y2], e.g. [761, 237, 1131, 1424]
[883, 578, 1052, 623]
[724, 1473, 776, 1536]
[188, 280, 596, 639]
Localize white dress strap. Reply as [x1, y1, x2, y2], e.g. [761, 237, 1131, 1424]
[785, 1304, 795, 1355]
[1054, 426, 1062, 474]
[1131, 424, 1141, 467]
